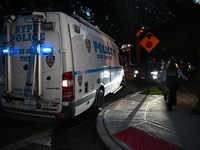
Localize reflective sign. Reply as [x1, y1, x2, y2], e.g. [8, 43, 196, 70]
[139, 32, 160, 53]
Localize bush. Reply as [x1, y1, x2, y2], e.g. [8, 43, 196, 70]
[140, 87, 163, 95]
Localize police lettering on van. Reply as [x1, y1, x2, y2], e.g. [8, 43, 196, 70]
[0, 12, 125, 119]
[11, 25, 45, 42]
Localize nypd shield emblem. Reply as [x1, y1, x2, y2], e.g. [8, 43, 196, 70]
[78, 75, 82, 86]
[46, 55, 55, 68]
[85, 38, 91, 53]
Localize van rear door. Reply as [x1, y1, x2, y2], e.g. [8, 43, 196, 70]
[2, 13, 63, 112]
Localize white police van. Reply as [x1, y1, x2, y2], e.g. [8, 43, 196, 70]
[0, 12, 125, 119]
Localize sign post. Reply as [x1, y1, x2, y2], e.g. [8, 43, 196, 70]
[139, 32, 160, 93]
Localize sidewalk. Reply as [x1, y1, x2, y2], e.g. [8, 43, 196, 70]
[96, 80, 200, 150]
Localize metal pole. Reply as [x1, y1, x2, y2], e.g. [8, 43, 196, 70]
[197, 48, 200, 109]
[37, 22, 42, 96]
[32, 22, 42, 96]
[136, 39, 140, 67]
[147, 52, 150, 94]
[32, 53, 37, 95]
[6, 22, 12, 94]
[129, 47, 131, 72]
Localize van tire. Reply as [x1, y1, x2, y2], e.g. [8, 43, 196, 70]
[120, 77, 126, 87]
[120, 77, 126, 91]
[94, 89, 104, 114]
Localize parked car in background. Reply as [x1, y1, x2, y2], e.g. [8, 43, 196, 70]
[134, 62, 162, 82]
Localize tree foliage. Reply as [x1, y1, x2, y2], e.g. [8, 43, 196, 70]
[0, 0, 200, 64]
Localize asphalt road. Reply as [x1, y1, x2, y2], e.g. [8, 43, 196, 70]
[0, 72, 151, 150]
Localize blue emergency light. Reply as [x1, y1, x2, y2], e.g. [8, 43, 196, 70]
[42, 47, 53, 55]
[3, 49, 9, 54]
[37, 44, 41, 54]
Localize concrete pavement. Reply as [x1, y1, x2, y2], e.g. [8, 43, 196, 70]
[96, 79, 200, 150]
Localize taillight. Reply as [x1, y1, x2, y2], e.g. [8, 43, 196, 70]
[55, 115, 66, 119]
[62, 72, 74, 101]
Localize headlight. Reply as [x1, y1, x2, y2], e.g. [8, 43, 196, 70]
[151, 71, 158, 80]
[150, 71, 158, 75]
[134, 70, 139, 74]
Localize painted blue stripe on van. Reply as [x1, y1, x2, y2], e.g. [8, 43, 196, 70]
[74, 66, 123, 75]
[110, 66, 123, 70]
[74, 71, 82, 75]
[85, 68, 104, 73]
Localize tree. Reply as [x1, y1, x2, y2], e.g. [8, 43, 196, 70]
[152, 0, 200, 65]
[0, 0, 200, 65]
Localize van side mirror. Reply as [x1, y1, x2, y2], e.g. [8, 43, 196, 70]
[118, 54, 125, 66]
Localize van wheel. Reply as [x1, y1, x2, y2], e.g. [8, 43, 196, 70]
[94, 89, 104, 113]
[120, 78, 126, 87]
[120, 78, 126, 91]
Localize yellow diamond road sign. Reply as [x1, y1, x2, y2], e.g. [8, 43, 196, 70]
[139, 32, 160, 53]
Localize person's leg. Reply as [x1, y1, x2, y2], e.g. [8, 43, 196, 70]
[165, 86, 168, 101]
[162, 82, 168, 101]
[170, 90, 176, 108]
[167, 94, 173, 110]
[173, 83, 179, 105]
[167, 82, 175, 111]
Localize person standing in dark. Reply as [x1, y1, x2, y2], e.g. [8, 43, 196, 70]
[160, 61, 168, 101]
[162, 59, 188, 111]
